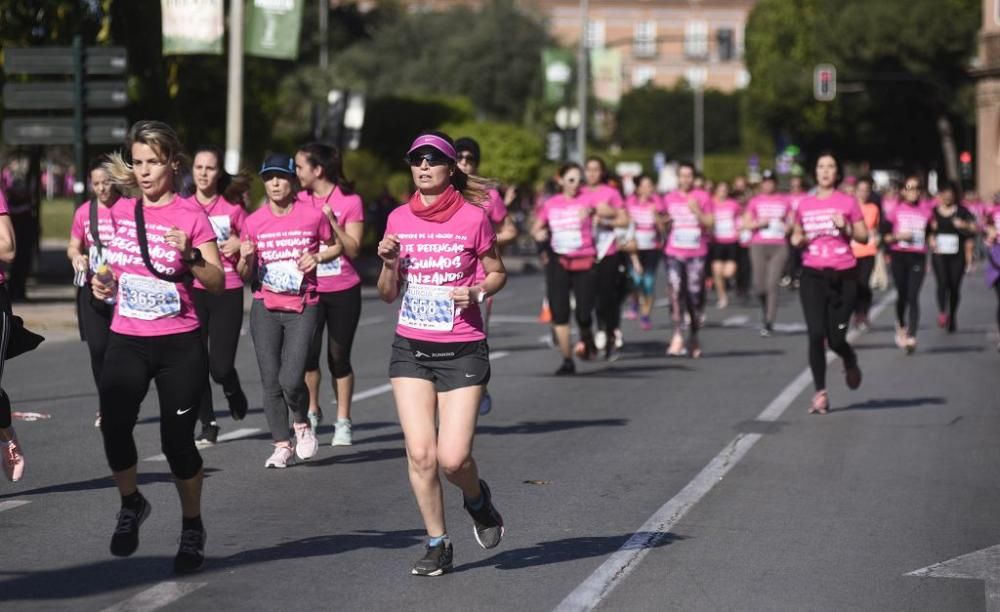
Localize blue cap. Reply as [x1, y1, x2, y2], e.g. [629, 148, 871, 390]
[259, 153, 295, 176]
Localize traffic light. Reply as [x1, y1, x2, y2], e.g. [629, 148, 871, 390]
[960, 150, 973, 180]
[813, 64, 836, 102]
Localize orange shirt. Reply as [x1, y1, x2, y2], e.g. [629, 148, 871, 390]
[851, 202, 880, 258]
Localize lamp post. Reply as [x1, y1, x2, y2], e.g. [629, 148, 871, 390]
[576, 0, 589, 164]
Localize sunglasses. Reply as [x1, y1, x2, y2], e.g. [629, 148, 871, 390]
[406, 151, 452, 167]
[456, 153, 478, 163]
[904, 185, 920, 190]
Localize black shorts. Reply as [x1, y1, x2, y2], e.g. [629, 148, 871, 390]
[710, 243, 739, 262]
[388, 335, 490, 392]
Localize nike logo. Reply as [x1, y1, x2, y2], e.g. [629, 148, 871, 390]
[464, 373, 477, 378]
[176, 405, 195, 416]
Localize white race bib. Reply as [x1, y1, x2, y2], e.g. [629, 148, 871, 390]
[760, 218, 786, 240]
[118, 273, 181, 320]
[316, 244, 343, 277]
[261, 260, 304, 294]
[901, 229, 925, 250]
[672, 227, 702, 250]
[935, 233, 960, 255]
[552, 227, 583, 255]
[399, 283, 455, 332]
[208, 215, 231, 243]
[714, 217, 735, 239]
[739, 229, 753, 245]
[635, 229, 658, 251]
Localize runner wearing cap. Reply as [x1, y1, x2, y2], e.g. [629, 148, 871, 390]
[187, 146, 251, 446]
[0, 183, 21, 482]
[584, 157, 629, 359]
[709, 181, 740, 310]
[743, 170, 791, 336]
[93, 120, 225, 573]
[296, 142, 364, 446]
[239, 153, 338, 468]
[882, 175, 933, 353]
[378, 131, 506, 576]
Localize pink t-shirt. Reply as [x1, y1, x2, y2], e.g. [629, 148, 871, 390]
[297, 188, 364, 293]
[473, 189, 508, 284]
[537, 193, 596, 259]
[747, 194, 792, 245]
[242, 202, 332, 306]
[795, 191, 863, 271]
[586, 184, 625, 258]
[661, 188, 713, 258]
[887, 202, 933, 254]
[71, 200, 118, 279]
[186, 195, 247, 291]
[626, 194, 662, 251]
[712, 198, 741, 244]
[989, 205, 1000, 232]
[105, 197, 216, 337]
[0, 189, 7, 286]
[386, 201, 496, 343]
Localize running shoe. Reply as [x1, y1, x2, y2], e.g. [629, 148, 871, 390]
[937, 313, 949, 329]
[308, 410, 323, 431]
[573, 340, 595, 360]
[174, 527, 206, 575]
[716, 297, 729, 310]
[779, 275, 791, 288]
[465, 480, 505, 549]
[809, 390, 829, 415]
[110, 494, 151, 557]
[594, 330, 608, 351]
[640, 315, 652, 331]
[554, 359, 576, 376]
[226, 387, 249, 421]
[760, 323, 773, 338]
[905, 337, 917, 355]
[478, 392, 493, 416]
[94, 412, 102, 428]
[2, 435, 25, 482]
[195, 423, 220, 447]
[844, 363, 863, 390]
[265, 443, 296, 469]
[894, 326, 908, 350]
[294, 423, 318, 460]
[331, 418, 353, 446]
[613, 329, 624, 350]
[667, 334, 687, 357]
[411, 540, 454, 577]
[624, 304, 639, 321]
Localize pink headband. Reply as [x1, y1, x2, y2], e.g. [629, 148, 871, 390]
[406, 134, 457, 161]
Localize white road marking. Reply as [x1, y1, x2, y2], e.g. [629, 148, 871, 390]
[554, 292, 896, 612]
[721, 314, 750, 327]
[0, 500, 31, 513]
[772, 322, 808, 333]
[653, 297, 670, 308]
[906, 544, 1000, 612]
[490, 351, 510, 360]
[100, 581, 207, 612]
[144, 428, 262, 462]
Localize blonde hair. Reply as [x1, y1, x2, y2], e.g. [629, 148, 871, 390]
[455, 170, 495, 206]
[104, 120, 190, 197]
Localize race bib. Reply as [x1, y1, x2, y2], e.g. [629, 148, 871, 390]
[714, 217, 735, 239]
[398, 283, 455, 332]
[760, 218, 786, 240]
[261, 260, 304, 294]
[208, 215, 231, 243]
[635, 229, 658, 251]
[118, 273, 181, 320]
[672, 227, 702, 250]
[316, 244, 342, 277]
[935, 233, 960, 255]
[739, 229, 753, 245]
[900, 229, 925, 250]
[552, 227, 583, 255]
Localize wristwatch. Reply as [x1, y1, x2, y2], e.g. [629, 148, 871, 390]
[182, 248, 204, 266]
[476, 286, 487, 304]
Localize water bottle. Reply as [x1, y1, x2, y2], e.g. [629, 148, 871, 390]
[95, 264, 117, 305]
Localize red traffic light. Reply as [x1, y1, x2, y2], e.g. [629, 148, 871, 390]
[959, 151, 972, 164]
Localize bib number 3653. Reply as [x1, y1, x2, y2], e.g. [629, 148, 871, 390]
[118, 273, 181, 320]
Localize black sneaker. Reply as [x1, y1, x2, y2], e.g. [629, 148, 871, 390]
[760, 323, 773, 338]
[411, 540, 453, 577]
[226, 387, 248, 421]
[195, 423, 220, 447]
[465, 480, 504, 549]
[174, 528, 207, 575]
[110, 495, 151, 557]
[554, 359, 576, 376]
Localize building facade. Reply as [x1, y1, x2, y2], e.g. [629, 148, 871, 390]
[976, 0, 1000, 197]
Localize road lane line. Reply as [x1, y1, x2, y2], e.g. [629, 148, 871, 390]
[554, 292, 896, 612]
[0, 500, 31, 513]
[144, 427, 261, 462]
[100, 581, 207, 612]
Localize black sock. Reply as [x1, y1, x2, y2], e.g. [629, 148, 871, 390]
[182, 515, 204, 532]
[121, 491, 143, 511]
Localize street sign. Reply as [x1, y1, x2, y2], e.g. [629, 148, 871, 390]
[3, 82, 128, 110]
[2, 117, 128, 145]
[814, 64, 836, 101]
[4, 47, 128, 75]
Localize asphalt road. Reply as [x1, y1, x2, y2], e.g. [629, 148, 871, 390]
[1, 267, 998, 612]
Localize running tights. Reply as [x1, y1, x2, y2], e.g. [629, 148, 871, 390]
[854, 256, 875, 317]
[665, 255, 706, 334]
[890, 252, 927, 337]
[799, 268, 858, 391]
[547, 261, 596, 333]
[0, 286, 11, 429]
[595, 254, 625, 335]
[192, 288, 246, 426]
[99, 331, 206, 480]
[77, 289, 113, 388]
[629, 250, 660, 296]
[306, 283, 362, 379]
[750, 244, 789, 325]
[931, 254, 965, 324]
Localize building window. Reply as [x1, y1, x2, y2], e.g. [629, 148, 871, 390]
[586, 19, 605, 49]
[634, 21, 657, 58]
[716, 28, 734, 61]
[684, 20, 708, 59]
[632, 65, 656, 87]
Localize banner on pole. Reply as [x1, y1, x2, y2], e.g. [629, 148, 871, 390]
[246, 0, 305, 60]
[542, 48, 574, 106]
[590, 48, 622, 106]
[161, 0, 224, 55]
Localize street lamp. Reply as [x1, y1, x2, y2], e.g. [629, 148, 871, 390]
[576, 0, 589, 164]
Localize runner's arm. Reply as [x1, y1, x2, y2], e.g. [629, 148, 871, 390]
[189, 240, 225, 295]
[0, 215, 14, 263]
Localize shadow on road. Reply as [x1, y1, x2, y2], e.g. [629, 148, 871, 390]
[836, 396, 947, 411]
[354, 418, 630, 447]
[0, 469, 222, 500]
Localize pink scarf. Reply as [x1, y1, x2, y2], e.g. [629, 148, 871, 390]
[408, 185, 465, 223]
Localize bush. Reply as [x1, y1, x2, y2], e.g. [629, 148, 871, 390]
[439, 121, 544, 185]
[361, 95, 474, 164]
[343, 150, 390, 204]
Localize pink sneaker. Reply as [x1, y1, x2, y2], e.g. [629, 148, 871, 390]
[2, 434, 25, 482]
[264, 443, 295, 469]
[937, 313, 949, 329]
[809, 390, 829, 415]
[293, 422, 318, 460]
[624, 305, 639, 321]
[640, 315, 652, 331]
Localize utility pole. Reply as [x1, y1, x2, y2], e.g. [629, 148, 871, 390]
[576, 0, 589, 164]
[319, 0, 329, 71]
[693, 83, 704, 171]
[225, 0, 245, 174]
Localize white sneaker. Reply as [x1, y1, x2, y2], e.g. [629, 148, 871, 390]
[265, 444, 295, 469]
[294, 423, 318, 460]
[594, 330, 608, 351]
[331, 419, 353, 447]
[94, 413, 102, 428]
[613, 329, 624, 349]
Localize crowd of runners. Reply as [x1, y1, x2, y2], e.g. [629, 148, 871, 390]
[0, 119, 999, 577]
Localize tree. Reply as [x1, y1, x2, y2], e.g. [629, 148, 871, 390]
[616, 84, 742, 157]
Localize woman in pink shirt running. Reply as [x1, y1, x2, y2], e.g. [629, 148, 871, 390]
[0, 185, 21, 483]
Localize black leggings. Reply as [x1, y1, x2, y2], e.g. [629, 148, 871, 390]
[799, 267, 858, 391]
[77, 288, 113, 389]
[548, 261, 596, 336]
[855, 256, 875, 317]
[891, 252, 927, 337]
[192, 288, 246, 426]
[0, 286, 11, 429]
[99, 330, 207, 480]
[931, 254, 965, 323]
[594, 254, 624, 335]
[306, 283, 363, 378]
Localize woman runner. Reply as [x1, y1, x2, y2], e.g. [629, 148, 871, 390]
[985, 202, 1000, 351]
[929, 183, 977, 333]
[94, 120, 225, 573]
[0, 184, 22, 482]
[187, 146, 251, 446]
[743, 170, 791, 336]
[296, 142, 364, 446]
[790, 152, 867, 414]
[624, 174, 662, 329]
[709, 181, 740, 310]
[378, 132, 506, 576]
[850, 176, 880, 330]
[882, 175, 933, 353]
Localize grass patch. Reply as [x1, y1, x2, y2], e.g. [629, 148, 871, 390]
[41, 198, 76, 242]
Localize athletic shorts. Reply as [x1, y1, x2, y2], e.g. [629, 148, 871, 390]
[388, 335, 490, 392]
[710, 243, 739, 263]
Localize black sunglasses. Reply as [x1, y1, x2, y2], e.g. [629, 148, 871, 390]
[406, 151, 452, 167]
[456, 153, 478, 163]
